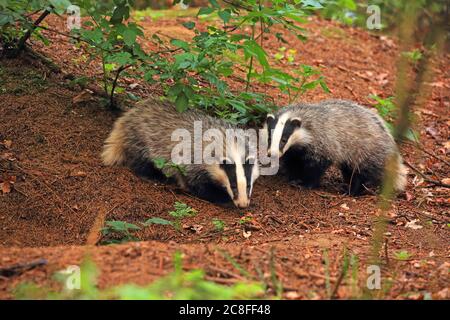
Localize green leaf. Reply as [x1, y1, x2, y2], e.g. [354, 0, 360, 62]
[144, 217, 173, 226]
[170, 39, 190, 51]
[122, 28, 137, 46]
[153, 158, 167, 169]
[243, 40, 269, 69]
[175, 92, 189, 112]
[107, 52, 132, 66]
[182, 21, 195, 30]
[110, 4, 129, 25]
[198, 7, 215, 16]
[49, 0, 72, 15]
[218, 10, 231, 23]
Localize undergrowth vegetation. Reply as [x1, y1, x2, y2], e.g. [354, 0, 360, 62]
[0, 0, 333, 123]
[15, 252, 265, 299]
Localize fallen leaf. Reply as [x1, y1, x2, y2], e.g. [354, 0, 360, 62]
[2, 140, 12, 149]
[243, 230, 252, 238]
[183, 224, 203, 233]
[405, 219, 423, 230]
[0, 181, 11, 194]
[405, 191, 414, 201]
[72, 89, 94, 105]
[340, 203, 350, 211]
[441, 178, 450, 185]
[69, 171, 87, 178]
[0, 152, 15, 161]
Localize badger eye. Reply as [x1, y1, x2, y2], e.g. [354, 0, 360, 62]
[281, 137, 288, 144]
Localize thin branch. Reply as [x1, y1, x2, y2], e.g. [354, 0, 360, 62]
[404, 159, 450, 188]
[15, 9, 52, 55]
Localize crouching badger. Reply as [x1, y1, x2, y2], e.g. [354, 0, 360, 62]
[262, 100, 407, 195]
[102, 98, 259, 208]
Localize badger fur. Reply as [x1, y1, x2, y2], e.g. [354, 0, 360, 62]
[262, 99, 407, 195]
[102, 97, 260, 208]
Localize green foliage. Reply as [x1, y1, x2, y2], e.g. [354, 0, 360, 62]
[153, 158, 187, 178]
[101, 220, 141, 244]
[212, 218, 226, 232]
[15, 253, 264, 300]
[169, 201, 197, 230]
[0, 0, 71, 53]
[369, 95, 419, 142]
[71, 0, 148, 108]
[144, 217, 173, 226]
[394, 250, 412, 261]
[1, 0, 329, 122]
[402, 49, 423, 64]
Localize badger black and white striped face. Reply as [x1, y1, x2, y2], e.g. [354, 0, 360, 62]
[264, 112, 311, 158]
[219, 156, 259, 208]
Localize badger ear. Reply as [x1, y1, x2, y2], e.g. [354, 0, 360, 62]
[219, 157, 232, 167]
[245, 156, 257, 165]
[266, 114, 275, 123]
[291, 117, 302, 128]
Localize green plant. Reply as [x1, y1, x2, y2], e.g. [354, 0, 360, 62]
[369, 94, 419, 142]
[169, 201, 197, 230]
[153, 158, 187, 178]
[101, 220, 141, 244]
[402, 49, 423, 64]
[73, 0, 148, 108]
[394, 250, 412, 261]
[0, 0, 71, 57]
[212, 218, 226, 231]
[141, 0, 330, 124]
[15, 253, 265, 299]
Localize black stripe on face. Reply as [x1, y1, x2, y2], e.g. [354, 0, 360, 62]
[220, 162, 237, 200]
[244, 160, 254, 196]
[280, 118, 301, 153]
[266, 115, 278, 150]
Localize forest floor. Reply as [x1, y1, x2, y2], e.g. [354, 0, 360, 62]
[0, 13, 449, 299]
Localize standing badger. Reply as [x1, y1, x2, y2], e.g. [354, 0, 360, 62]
[102, 97, 260, 208]
[262, 100, 407, 195]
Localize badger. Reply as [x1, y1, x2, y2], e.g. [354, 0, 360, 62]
[102, 97, 260, 208]
[261, 99, 407, 195]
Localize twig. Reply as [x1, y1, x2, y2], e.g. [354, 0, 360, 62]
[14, 9, 52, 56]
[0, 259, 47, 277]
[404, 159, 450, 188]
[404, 141, 450, 167]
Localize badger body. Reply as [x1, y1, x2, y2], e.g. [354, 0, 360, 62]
[102, 97, 259, 208]
[263, 100, 407, 195]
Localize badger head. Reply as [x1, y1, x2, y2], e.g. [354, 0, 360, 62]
[264, 112, 310, 158]
[209, 138, 260, 209]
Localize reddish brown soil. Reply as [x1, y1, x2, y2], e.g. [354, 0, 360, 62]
[0, 15, 449, 299]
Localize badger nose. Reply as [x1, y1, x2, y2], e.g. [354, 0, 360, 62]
[267, 150, 272, 157]
[234, 199, 250, 209]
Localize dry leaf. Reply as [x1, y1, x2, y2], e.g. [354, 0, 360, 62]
[405, 219, 423, 230]
[0, 181, 11, 194]
[183, 224, 203, 233]
[340, 203, 350, 211]
[72, 89, 94, 105]
[69, 171, 87, 178]
[2, 140, 12, 149]
[405, 191, 414, 201]
[243, 230, 252, 238]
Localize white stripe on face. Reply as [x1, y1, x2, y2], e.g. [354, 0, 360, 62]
[229, 144, 249, 209]
[269, 112, 292, 158]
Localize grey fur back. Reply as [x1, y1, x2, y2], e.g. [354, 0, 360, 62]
[278, 99, 398, 167]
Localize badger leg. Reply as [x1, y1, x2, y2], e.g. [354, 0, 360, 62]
[340, 163, 383, 196]
[129, 157, 168, 182]
[282, 147, 331, 189]
[187, 172, 231, 204]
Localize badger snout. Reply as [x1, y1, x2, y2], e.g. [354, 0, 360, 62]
[234, 198, 250, 209]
